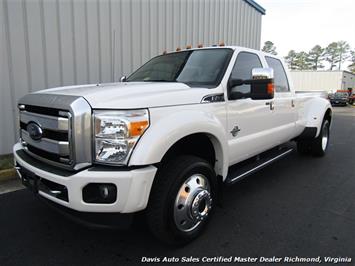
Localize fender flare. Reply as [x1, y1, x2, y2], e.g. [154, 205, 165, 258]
[129, 110, 229, 178]
[302, 97, 332, 137]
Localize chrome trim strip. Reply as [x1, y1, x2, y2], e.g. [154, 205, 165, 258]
[69, 97, 92, 170]
[23, 146, 73, 169]
[19, 94, 82, 110]
[21, 130, 69, 156]
[201, 93, 225, 103]
[20, 111, 69, 131]
[229, 148, 293, 183]
[15, 166, 22, 178]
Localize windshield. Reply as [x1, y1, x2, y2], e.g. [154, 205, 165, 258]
[126, 48, 233, 87]
[335, 92, 348, 97]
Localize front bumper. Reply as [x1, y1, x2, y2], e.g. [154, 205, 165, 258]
[13, 143, 157, 213]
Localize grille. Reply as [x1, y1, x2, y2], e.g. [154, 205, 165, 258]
[18, 94, 92, 171]
[19, 105, 73, 168]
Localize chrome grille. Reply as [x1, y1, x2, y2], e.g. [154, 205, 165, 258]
[19, 106, 73, 168]
[18, 94, 93, 171]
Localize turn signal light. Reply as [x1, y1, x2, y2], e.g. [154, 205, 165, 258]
[267, 83, 274, 95]
[130, 120, 149, 137]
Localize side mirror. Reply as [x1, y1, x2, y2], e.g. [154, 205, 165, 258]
[228, 68, 274, 100]
[249, 68, 274, 100]
[120, 75, 127, 82]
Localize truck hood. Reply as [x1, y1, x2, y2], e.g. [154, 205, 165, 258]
[37, 82, 211, 109]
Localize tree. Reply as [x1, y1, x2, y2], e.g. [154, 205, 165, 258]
[294, 51, 311, 70]
[284, 50, 297, 70]
[262, 41, 277, 55]
[337, 40, 350, 70]
[324, 42, 340, 70]
[307, 45, 325, 70]
[348, 50, 355, 73]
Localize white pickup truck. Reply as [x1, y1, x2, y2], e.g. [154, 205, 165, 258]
[14, 46, 332, 244]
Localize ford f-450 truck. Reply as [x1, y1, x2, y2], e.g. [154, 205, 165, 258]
[14, 46, 332, 244]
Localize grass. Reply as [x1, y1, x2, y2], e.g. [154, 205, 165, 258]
[0, 154, 14, 171]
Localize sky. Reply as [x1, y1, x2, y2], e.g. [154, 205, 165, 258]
[257, 0, 355, 69]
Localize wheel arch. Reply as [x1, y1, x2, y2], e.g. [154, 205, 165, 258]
[302, 98, 332, 137]
[159, 132, 226, 180]
[324, 107, 332, 125]
[129, 110, 229, 179]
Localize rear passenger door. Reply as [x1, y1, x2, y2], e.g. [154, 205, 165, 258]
[265, 56, 297, 142]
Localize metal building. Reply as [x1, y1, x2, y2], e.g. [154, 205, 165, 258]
[291, 70, 355, 93]
[0, 0, 265, 155]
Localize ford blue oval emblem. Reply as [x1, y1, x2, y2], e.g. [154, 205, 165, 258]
[27, 122, 43, 141]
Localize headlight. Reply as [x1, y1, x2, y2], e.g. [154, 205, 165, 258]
[93, 109, 149, 165]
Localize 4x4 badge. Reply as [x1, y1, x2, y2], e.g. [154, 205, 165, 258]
[230, 126, 241, 137]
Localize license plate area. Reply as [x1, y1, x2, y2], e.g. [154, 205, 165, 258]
[19, 166, 39, 193]
[16, 163, 69, 202]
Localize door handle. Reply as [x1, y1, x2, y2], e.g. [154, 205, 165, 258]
[291, 99, 295, 107]
[265, 101, 274, 110]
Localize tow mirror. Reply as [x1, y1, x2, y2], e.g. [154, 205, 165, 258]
[249, 68, 274, 100]
[120, 75, 127, 82]
[228, 68, 274, 100]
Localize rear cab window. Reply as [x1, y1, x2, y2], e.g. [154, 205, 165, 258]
[265, 56, 290, 93]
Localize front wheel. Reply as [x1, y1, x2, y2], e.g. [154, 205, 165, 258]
[146, 155, 217, 245]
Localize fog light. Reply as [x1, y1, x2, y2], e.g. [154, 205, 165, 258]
[83, 183, 117, 204]
[99, 185, 109, 199]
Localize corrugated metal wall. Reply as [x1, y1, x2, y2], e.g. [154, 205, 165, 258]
[0, 0, 263, 155]
[290, 71, 355, 92]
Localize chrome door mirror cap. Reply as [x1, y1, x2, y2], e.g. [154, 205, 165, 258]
[252, 68, 274, 80]
[120, 76, 127, 82]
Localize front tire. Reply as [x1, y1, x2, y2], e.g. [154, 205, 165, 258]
[146, 155, 217, 245]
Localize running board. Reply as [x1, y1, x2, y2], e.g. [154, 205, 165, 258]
[225, 146, 294, 185]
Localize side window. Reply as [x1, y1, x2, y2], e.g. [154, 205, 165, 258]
[265, 57, 290, 92]
[229, 52, 262, 99]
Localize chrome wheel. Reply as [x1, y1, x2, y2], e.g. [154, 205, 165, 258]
[174, 174, 212, 232]
[321, 122, 329, 151]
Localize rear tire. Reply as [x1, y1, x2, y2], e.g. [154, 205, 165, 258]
[296, 119, 330, 157]
[311, 119, 330, 157]
[146, 155, 217, 245]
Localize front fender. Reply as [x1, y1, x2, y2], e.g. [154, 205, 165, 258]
[129, 106, 229, 178]
[302, 97, 332, 137]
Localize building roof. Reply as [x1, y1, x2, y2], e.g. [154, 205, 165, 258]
[244, 0, 266, 15]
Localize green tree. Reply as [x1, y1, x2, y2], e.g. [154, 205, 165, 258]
[307, 45, 325, 70]
[324, 42, 340, 70]
[262, 41, 277, 55]
[337, 40, 350, 70]
[285, 50, 297, 70]
[348, 50, 355, 73]
[294, 51, 311, 70]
